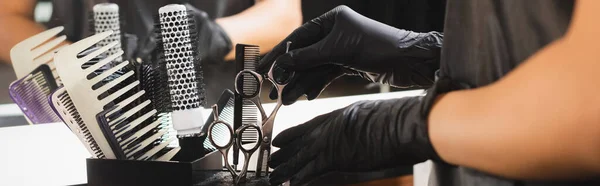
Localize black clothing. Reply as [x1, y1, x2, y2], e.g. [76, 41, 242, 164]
[301, 0, 446, 33]
[43, 0, 251, 107]
[45, 0, 252, 42]
[431, 0, 600, 185]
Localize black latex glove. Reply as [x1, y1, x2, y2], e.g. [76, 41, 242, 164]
[257, 5, 443, 105]
[268, 77, 466, 186]
[122, 33, 138, 61]
[134, 3, 232, 64]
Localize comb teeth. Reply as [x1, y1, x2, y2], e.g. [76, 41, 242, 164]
[140, 59, 172, 113]
[10, 26, 66, 86]
[9, 64, 61, 124]
[93, 3, 122, 65]
[203, 94, 236, 151]
[242, 46, 260, 95]
[240, 45, 261, 144]
[54, 31, 175, 160]
[49, 87, 105, 158]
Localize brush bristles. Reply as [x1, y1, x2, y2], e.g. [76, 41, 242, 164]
[93, 3, 123, 64]
[157, 5, 206, 110]
[142, 33, 173, 114]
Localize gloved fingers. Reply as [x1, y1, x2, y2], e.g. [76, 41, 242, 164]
[272, 113, 330, 147]
[183, 3, 210, 19]
[268, 147, 318, 186]
[305, 68, 346, 100]
[268, 138, 303, 168]
[257, 20, 330, 74]
[280, 76, 308, 106]
[268, 86, 278, 100]
[272, 111, 335, 148]
[273, 37, 332, 71]
[277, 66, 341, 105]
[134, 26, 160, 60]
[268, 71, 305, 105]
[289, 158, 328, 186]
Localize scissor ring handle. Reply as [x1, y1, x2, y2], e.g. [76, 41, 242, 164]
[207, 121, 234, 149]
[268, 61, 296, 85]
[235, 124, 263, 153]
[234, 70, 262, 98]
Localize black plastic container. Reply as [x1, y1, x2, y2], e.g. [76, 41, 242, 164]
[86, 150, 222, 186]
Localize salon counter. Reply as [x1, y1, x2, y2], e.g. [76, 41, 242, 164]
[0, 90, 431, 186]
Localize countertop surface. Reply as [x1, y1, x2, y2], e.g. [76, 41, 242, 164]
[0, 90, 432, 186]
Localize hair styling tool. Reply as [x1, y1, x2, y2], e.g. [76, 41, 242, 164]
[157, 4, 207, 137]
[207, 104, 261, 184]
[201, 89, 235, 152]
[96, 104, 180, 161]
[233, 44, 261, 170]
[8, 27, 67, 124]
[49, 87, 104, 158]
[55, 31, 175, 160]
[8, 64, 61, 124]
[10, 26, 67, 82]
[92, 3, 123, 65]
[234, 41, 295, 177]
[139, 59, 178, 148]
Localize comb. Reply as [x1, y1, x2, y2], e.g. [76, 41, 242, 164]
[234, 44, 261, 166]
[96, 105, 180, 161]
[49, 87, 104, 158]
[8, 64, 61, 124]
[158, 4, 207, 137]
[201, 89, 236, 152]
[93, 3, 123, 65]
[54, 31, 173, 160]
[139, 62, 178, 148]
[10, 26, 67, 84]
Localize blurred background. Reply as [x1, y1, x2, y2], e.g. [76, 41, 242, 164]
[0, 0, 445, 127]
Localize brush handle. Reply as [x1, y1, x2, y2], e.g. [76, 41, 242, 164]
[159, 4, 206, 136]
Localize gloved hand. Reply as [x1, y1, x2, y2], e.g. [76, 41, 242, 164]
[258, 5, 443, 105]
[267, 77, 465, 186]
[134, 3, 232, 64]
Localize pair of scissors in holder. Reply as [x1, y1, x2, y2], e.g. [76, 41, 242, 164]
[234, 41, 295, 178]
[207, 105, 262, 184]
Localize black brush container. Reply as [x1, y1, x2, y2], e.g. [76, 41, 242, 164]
[86, 150, 223, 186]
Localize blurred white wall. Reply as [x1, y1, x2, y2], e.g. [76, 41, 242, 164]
[34, 1, 53, 23]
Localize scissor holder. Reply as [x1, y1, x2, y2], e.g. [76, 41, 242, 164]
[86, 150, 222, 186]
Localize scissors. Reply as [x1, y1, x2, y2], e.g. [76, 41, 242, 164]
[207, 104, 262, 184]
[234, 41, 295, 177]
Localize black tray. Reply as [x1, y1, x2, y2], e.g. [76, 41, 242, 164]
[191, 165, 413, 186]
[87, 151, 222, 186]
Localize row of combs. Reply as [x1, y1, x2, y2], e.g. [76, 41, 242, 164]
[8, 3, 179, 161]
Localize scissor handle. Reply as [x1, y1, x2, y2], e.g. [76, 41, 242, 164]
[235, 124, 262, 153]
[207, 121, 234, 149]
[234, 70, 263, 99]
[268, 60, 295, 86]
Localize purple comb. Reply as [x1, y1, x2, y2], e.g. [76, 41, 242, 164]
[8, 64, 60, 124]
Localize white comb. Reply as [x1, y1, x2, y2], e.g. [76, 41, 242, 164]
[10, 26, 67, 83]
[54, 31, 176, 160]
[49, 87, 104, 158]
[93, 3, 123, 64]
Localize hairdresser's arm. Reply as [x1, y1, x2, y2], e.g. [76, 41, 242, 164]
[0, 0, 48, 64]
[216, 0, 302, 61]
[429, 0, 600, 180]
